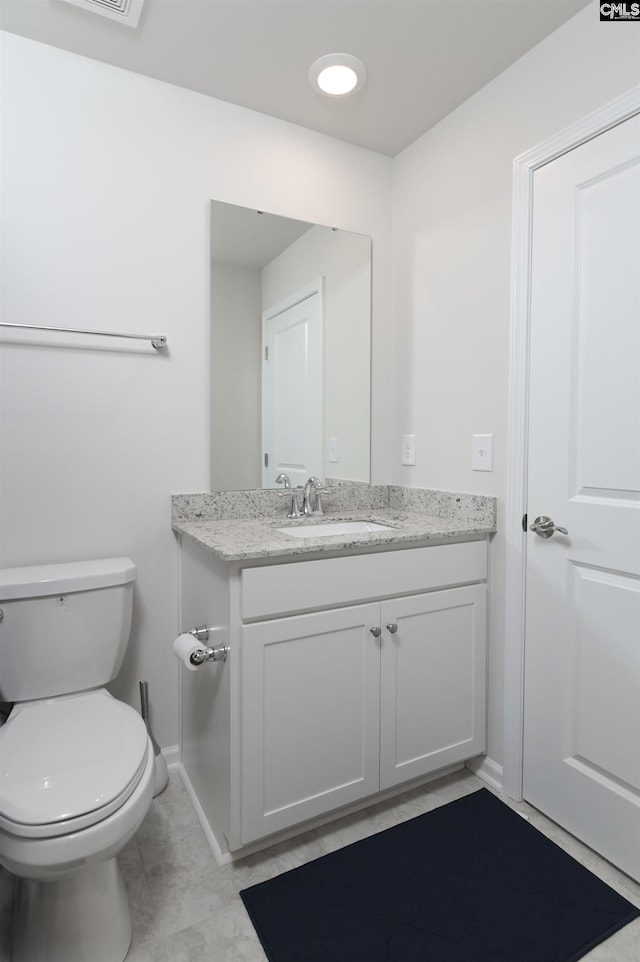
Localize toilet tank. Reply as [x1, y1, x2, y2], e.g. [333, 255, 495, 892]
[0, 558, 136, 702]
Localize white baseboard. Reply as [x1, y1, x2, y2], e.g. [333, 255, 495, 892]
[176, 764, 232, 865]
[177, 761, 467, 867]
[162, 744, 180, 769]
[466, 755, 503, 792]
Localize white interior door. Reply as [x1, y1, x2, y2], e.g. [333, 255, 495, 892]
[262, 281, 323, 488]
[524, 114, 640, 881]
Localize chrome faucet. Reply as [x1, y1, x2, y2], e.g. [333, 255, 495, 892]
[302, 477, 323, 516]
[275, 473, 301, 518]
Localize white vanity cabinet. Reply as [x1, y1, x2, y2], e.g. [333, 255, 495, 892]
[241, 602, 382, 843]
[378, 585, 486, 789]
[179, 537, 487, 857]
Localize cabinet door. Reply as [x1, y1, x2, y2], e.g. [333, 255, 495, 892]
[379, 585, 486, 790]
[241, 603, 380, 844]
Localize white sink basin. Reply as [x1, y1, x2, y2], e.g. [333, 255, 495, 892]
[277, 520, 393, 538]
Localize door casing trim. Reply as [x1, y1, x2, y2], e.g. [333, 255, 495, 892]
[503, 85, 640, 801]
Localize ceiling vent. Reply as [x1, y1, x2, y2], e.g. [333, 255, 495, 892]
[59, 0, 145, 29]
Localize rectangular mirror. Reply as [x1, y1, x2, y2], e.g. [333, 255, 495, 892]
[210, 201, 371, 491]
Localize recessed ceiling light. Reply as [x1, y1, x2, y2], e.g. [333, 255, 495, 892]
[308, 54, 367, 97]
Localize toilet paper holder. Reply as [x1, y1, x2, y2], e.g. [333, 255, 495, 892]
[188, 625, 229, 665]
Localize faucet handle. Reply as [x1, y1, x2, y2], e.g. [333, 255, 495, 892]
[275, 473, 301, 517]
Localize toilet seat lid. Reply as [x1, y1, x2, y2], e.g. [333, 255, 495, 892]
[0, 690, 149, 830]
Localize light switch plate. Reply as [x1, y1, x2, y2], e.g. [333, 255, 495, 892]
[401, 434, 416, 466]
[472, 433, 494, 471]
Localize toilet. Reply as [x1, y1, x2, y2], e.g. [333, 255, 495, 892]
[0, 558, 155, 962]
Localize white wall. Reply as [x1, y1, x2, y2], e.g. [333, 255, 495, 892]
[0, 32, 392, 749]
[262, 225, 371, 482]
[390, 3, 640, 767]
[3, 5, 638, 769]
[210, 264, 262, 490]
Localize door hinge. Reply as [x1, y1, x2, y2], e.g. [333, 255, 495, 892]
[264, 346, 269, 361]
[522, 512, 528, 532]
[264, 452, 269, 468]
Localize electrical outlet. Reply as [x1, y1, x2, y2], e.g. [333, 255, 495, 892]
[401, 434, 416, 466]
[472, 434, 494, 471]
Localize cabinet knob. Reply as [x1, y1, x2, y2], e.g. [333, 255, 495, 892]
[370, 626, 382, 638]
[386, 622, 398, 634]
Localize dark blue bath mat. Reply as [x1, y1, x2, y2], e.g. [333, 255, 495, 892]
[240, 788, 639, 962]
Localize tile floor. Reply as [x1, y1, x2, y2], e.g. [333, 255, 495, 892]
[0, 768, 638, 961]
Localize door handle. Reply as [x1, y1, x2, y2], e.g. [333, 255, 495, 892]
[370, 626, 382, 637]
[529, 515, 569, 538]
[386, 623, 398, 633]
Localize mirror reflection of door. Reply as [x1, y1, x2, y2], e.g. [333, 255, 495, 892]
[262, 281, 323, 488]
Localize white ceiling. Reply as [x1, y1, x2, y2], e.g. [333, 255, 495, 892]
[210, 202, 315, 269]
[1, 0, 590, 156]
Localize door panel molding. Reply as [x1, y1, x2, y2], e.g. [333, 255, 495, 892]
[503, 85, 640, 801]
[261, 278, 324, 487]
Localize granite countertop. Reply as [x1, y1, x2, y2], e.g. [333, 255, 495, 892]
[173, 511, 494, 561]
[172, 485, 496, 562]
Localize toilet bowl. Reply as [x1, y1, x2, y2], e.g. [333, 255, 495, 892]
[0, 690, 155, 962]
[0, 558, 155, 962]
